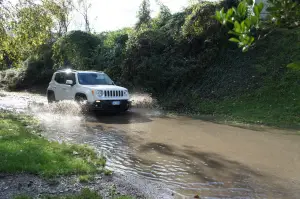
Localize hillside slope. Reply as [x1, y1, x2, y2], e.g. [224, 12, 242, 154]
[160, 28, 300, 127]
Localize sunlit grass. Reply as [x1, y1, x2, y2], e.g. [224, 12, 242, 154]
[14, 188, 134, 199]
[0, 112, 106, 178]
[193, 73, 300, 128]
[78, 174, 94, 183]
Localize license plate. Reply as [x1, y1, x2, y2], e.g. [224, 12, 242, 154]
[112, 101, 120, 105]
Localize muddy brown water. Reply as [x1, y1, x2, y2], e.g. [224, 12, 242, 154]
[1, 91, 300, 199]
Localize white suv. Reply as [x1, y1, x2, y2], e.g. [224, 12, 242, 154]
[47, 69, 130, 112]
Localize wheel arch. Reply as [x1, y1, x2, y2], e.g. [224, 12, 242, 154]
[47, 90, 56, 103]
[75, 92, 87, 99]
[47, 90, 55, 96]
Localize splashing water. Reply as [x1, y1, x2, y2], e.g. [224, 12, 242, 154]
[130, 93, 157, 108]
[1, 90, 298, 199]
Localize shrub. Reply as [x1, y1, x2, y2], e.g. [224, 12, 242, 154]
[52, 31, 101, 70]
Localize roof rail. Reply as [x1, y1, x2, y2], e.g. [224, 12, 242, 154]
[57, 68, 77, 72]
[56, 68, 104, 73]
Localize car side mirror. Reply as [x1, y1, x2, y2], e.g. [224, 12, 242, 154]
[66, 80, 73, 85]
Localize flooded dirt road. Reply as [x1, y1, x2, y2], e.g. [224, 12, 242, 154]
[1, 91, 300, 199]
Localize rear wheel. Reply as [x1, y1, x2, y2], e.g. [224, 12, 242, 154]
[47, 91, 56, 103]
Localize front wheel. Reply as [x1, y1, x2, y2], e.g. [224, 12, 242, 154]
[47, 92, 56, 103]
[75, 94, 89, 112]
[75, 95, 87, 104]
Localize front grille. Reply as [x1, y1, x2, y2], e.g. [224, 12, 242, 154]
[104, 90, 124, 97]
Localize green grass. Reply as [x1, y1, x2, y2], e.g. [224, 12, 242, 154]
[14, 196, 32, 199]
[159, 28, 300, 129]
[78, 174, 94, 183]
[14, 188, 134, 199]
[193, 71, 300, 128]
[0, 112, 106, 178]
[103, 168, 113, 175]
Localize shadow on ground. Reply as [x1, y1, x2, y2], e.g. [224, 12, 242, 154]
[87, 110, 153, 124]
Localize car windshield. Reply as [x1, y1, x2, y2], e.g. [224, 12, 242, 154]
[77, 72, 113, 85]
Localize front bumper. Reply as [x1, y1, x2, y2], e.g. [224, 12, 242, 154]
[89, 100, 130, 112]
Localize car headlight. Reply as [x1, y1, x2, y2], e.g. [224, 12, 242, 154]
[96, 90, 103, 97]
[123, 90, 128, 96]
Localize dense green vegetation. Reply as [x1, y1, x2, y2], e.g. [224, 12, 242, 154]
[161, 28, 300, 127]
[0, 0, 299, 127]
[0, 112, 106, 177]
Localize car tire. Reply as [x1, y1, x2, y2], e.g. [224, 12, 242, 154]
[47, 92, 56, 103]
[75, 94, 87, 103]
[75, 94, 89, 112]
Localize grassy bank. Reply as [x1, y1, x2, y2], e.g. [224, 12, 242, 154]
[15, 188, 133, 199]
[159, 28, 300, 128]
[0, 112, 106, 178]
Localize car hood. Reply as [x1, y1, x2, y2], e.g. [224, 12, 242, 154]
[81, 85, 127, 90]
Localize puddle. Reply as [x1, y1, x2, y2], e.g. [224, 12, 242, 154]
[1, 90, 300, 199]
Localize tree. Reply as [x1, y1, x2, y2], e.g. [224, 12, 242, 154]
[267, 0, 300, 28]
[52, 30, 100, 69]
[0, 0, 58, 68]
[43, 0, 74, 36]
[215, 0, 300, 68]
[215, 0, 300, 52]
[182, 2, 219, 39]
[214, 0, 264, 52]
[151, 1, 171, 29]
[135, 0, 151, 30]
[158, 1, 171, 24]
[76, 0, 91, 32]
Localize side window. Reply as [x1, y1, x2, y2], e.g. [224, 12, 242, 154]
[54, 73, 65, 84]
[65, 73, 76, 84]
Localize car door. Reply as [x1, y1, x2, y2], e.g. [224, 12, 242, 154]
[62, 72, 76, 100]
[53, 72, 65, 100]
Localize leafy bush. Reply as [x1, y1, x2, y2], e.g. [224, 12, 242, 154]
[94, 28, 132, 77]
[0, 44, 54, 90]
[0, 69, 21, 90]
[182, 2, 220, 38]
[52, 30, 101, 70]
[267, 0, 300, 28]
[215, 0, 264, 52]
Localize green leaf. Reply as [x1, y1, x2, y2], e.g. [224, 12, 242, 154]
[246, 0, 254, 5]
[234, 21, 241, 33]
[258, 2, 264, 12]
[241, 21, 246, 31]
[215, 10, 221, 21]
[287, 61, 300, 70]
[237, 1, 247, 18]
[254, 2, 264, 16]
[228, 30, 239, 36]
[242, 46, 249, 52]
[232, 7, 237, 14]
[226, 8, 234, 20]
[249, 36, 255, 44]
[250, 16, 258, 25]
[254, 6, 260, 17]
[229, 37, 240, 43]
